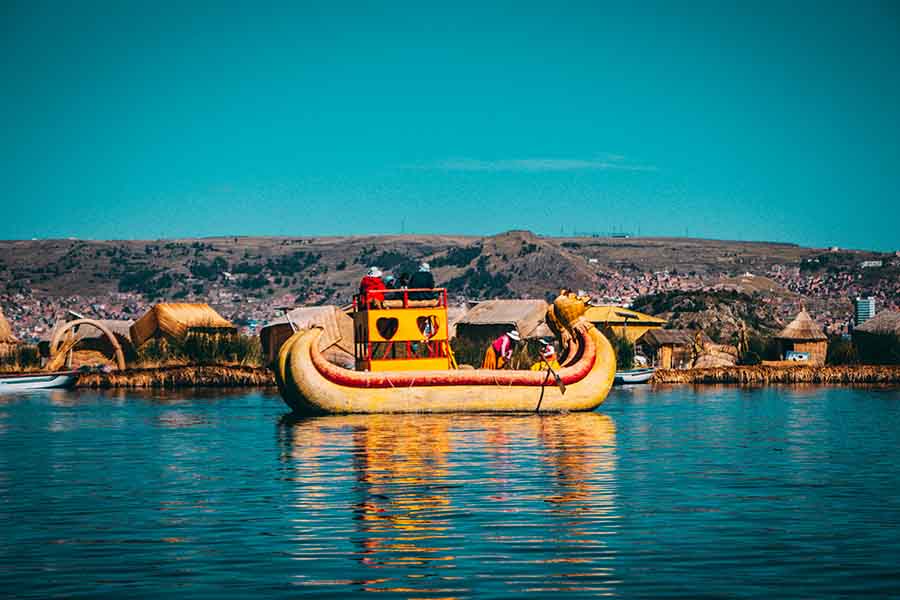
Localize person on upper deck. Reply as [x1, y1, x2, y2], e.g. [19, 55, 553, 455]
[408, 262, 436, 300]
[359, 267, 386, 308]
[482, 330, 520, 369]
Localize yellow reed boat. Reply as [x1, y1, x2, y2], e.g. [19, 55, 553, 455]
[275, 288, 615, 414]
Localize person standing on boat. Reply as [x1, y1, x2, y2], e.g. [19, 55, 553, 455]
[482, 330, 520, 369]
[359, 267, 386, 308]
[408, 262, 436, 300]
[530, 344, 560, 372]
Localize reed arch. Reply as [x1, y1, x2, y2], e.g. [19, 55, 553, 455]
[48, 319, 126, 371]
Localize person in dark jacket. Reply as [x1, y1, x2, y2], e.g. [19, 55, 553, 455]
[408, 262, 436, 300]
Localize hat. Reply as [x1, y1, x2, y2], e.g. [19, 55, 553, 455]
[367, 266, 383, 277]
[506, 330, 521, 342]
[384, 274, 396, 284]
[418, 262, 431, 273]
[542, 345, 556, 358]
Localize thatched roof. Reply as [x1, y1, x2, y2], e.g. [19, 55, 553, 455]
[446, 305, 469, 338]
[0, 306, 17, 345]
[855, 311, 900, 336]
[776, 310, 827, 341]
[260, 306, 354, 355]
[640, 329, 711, 347]
[585, 305, 666, 326]
[130, 303, 236, 347]
[455, 299, 549, 338]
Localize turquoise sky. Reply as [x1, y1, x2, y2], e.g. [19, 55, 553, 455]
[2, 1, 899, 250]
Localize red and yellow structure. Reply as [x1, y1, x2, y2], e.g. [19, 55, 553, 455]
[352, 288, 453, 372]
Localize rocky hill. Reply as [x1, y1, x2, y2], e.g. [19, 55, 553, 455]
[1, 231, 897, 341]
[631, 289, 785, 343]
[4, 230, 884, 302]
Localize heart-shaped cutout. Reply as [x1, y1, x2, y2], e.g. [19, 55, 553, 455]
[376, 317, 399, 340]
[416, 315, 439, 338]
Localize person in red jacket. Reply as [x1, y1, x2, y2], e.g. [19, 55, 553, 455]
[359, 267, 386, 308]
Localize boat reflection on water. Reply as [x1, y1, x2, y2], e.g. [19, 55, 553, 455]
[278, 412, 619, 597]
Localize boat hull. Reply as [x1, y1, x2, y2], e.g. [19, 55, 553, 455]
[276, 324, 616, 414]
[614, 368, 655, 385]
[0, 371, 78, 392]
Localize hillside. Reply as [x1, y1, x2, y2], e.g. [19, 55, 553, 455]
[2, 231, 877, 303]
[631, 289, 785, 343]
[1, 231, 898, 341]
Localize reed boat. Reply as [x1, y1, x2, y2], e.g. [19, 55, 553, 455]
[275, 289, 615, 414]
[0, 371, 77, 392]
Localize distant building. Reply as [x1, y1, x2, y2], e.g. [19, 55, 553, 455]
[855, 297, 876, 326]
[853, 311, 900, 365]
[860, 260, 883, 269]
[259, 305, 354, 367]
[637, 329, 711, 370]
[584, 305, 666, 344]
[775, 310, 828, 366]
[454, 299, 551, 343]
[130, 303, 236, 347]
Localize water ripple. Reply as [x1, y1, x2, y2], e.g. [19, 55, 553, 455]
[0, 386, 899, 598]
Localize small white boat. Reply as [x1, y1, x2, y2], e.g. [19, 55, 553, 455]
[0, 371, 78, 392]
[614, 367, 655, 385]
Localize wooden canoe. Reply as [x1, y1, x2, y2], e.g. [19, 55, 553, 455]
[275, 323, 615, 414]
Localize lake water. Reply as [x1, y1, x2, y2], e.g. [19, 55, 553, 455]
[1, 385, 899, 599]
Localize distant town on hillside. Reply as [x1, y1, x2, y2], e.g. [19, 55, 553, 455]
[1, 230, 898, 345]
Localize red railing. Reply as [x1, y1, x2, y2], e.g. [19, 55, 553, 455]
[353, 288, 448, 310]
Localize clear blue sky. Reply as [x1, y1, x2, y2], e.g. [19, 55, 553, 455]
[2, 1, 899, 250]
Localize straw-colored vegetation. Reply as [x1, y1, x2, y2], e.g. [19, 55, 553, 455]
[77, 365, 275, 388]
[653, 364, 900, 384]
[135, 332, 262, 368]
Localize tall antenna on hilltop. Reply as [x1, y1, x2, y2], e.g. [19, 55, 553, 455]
[401, 218, 406, 234]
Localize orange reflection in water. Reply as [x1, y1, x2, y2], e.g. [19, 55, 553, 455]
[281, 412, 617, 597]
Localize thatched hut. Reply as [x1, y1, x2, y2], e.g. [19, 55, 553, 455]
[775, 310, 827, 365]
[130, 303, 236, 348]
[259, 306, 355, 368]
[853, 311, 900, 365]
[637, 329, 712, 369]
[584, 305, 666, 343]
[454, 299, 550, 343]
[0, 306, 18, 356]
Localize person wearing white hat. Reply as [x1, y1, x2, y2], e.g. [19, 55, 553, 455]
[409, 262, 436, 300]
[482, 329, 521, 369]
[359, 266, 386, 308]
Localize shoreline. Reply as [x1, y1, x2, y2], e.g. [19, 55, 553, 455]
[652, 364, 900, 385]
[67, 363, 900, 388]
[76, 365, 276, 388]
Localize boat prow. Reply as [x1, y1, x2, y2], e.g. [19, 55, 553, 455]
[275, 323, 615, 414]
